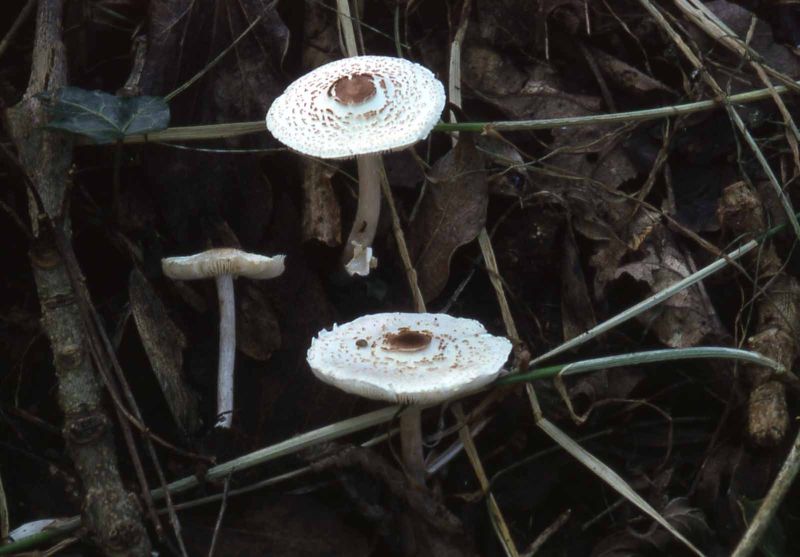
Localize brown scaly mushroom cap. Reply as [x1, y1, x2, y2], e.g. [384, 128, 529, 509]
[266, 56, 446, 159]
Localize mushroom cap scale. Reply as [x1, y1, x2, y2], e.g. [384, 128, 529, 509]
[266, 56, 446, 159]
[161, 248, 286, 280]
[307, 313, 512, 404]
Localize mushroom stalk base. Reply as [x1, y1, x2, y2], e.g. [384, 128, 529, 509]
[400, 406, 426, 487]
[216, 274, 236, 429]
[343, 154, 382, 274]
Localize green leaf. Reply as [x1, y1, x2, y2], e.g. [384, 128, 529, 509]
[40, 87, 170, 143]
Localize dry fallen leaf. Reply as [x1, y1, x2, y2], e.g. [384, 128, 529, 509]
[408, 136, 488, 301]
[697, 1, 800, 82]
[236, 282, 282, 362]
[463, 43, 637, 194]
[560, 222, 596, 340]
[129, 268, 200, 435]
[301, 159, 341, 247]
[589, 47, 676, 95]
[613, 224, 725, 347]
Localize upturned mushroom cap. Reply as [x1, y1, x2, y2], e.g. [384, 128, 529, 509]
[162, 248, 286, 280]
[266, 56, 446, 159]
[306, 313, 512, 404]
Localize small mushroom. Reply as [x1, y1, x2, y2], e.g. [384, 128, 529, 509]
[162, 248, 285, 429]
[266, 56, 445, 276]
[306, 312, 511, 486]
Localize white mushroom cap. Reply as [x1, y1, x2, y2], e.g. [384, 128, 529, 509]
[306, 313, 512, 404]
[266, 56, 446, 159]
[162, 248, 286, 280]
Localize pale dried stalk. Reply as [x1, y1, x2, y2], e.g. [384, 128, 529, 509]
[636, 0, 800, 241]
[448, 5, 521, 556]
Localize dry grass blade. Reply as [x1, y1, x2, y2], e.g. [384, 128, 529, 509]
[636, 0, 800, 241]
[447, 0, 517, 341]
[674, 0, 800, 227]
[448, 9, 523, 553]
[113, 81, 800, 144]
[335, 0, 358, 57]
[532, 240, 758, 365]
[521, 509, 571, 557]
[122, 121, 266, 143]
[502, 347, 783, 384]
[163, 6, 268, 102]
[453, 403, 519, 557]
[535, 417, 706, 557]
[731, 427, 800, 556]
[151, 405, 402, 498]
[675, 0, 800, 94]
[0, 405, 402, 554]
[379, 165, 426, 311]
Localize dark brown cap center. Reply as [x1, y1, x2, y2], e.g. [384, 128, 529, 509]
[331, 74, 377, 105]
[383, 328, 433, 352]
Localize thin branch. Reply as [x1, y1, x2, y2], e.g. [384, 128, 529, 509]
[206, 475, 231, 557]
[164, 2, 270, 101]
[0, 0, 37, 62]
[112, 80, 800, 144]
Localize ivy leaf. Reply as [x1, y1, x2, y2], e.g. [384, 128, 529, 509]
[40, 87, 170, 143]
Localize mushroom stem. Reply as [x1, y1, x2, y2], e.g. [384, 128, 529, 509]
[343, 153, 382, 273]
[400, 406, 426, 487]
[215, 274, 236, 429]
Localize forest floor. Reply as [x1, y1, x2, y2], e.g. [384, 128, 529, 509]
[2, 0, 800, 556]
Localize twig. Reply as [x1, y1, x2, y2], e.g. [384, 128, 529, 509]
[673, 0, 800, 217]
[378, 167, 426, 312]
[521, 509, 571, 557]
[207, 475, 231, 557]
[531, 239, 758, 365]
[39, 535, 79, 556]
[578, 42, 617, 112]
[54, 226, 191, 551]
[447, 0, 518, 343]
[528, 397, 705, 556]
[0, 405, 401, 555]
[731, 429, 800, 556]
[3, 0, 151, 553]
[478, 231, 520, 342]
[83, 280, 190, 555]
[164, 1, 271, 101]
[636, 0, 800, 240]
[114, 80, 800, 144]
[453, 403, 519, 557]
[49, 225, 165, 541]
[166, 467, 312, 513]
[673, 0, 800, 95]
[308, 0, 409, 49]
[447, 13, 519, 553]
[0, 0, 37, 62]
[0, 197, 32, 241]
